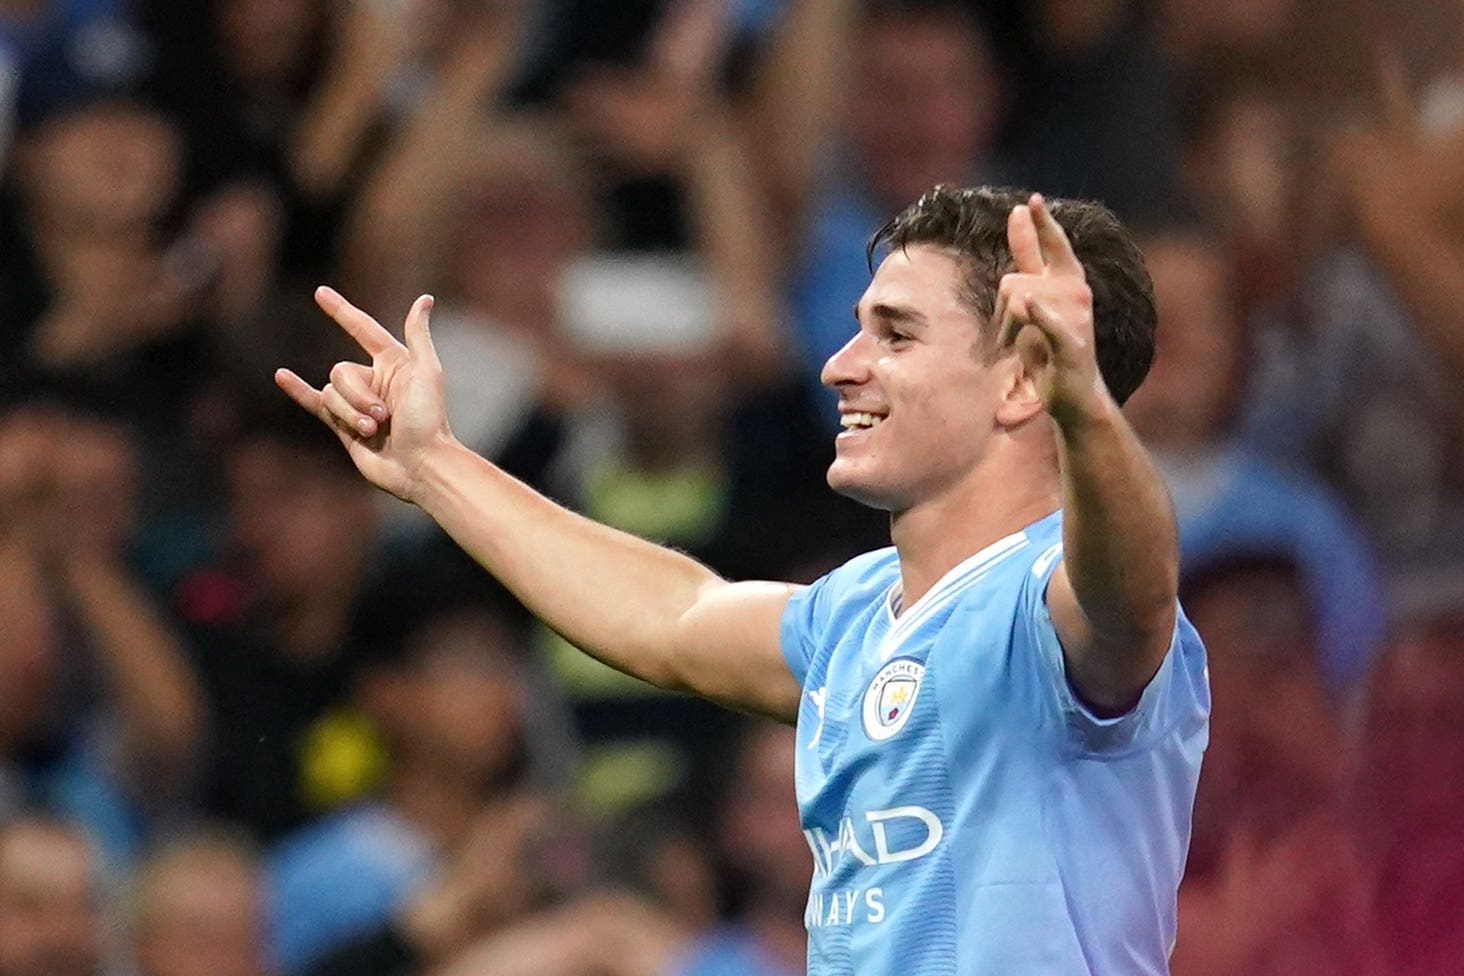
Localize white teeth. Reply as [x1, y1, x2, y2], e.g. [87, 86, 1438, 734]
[840, 412, 882, 429]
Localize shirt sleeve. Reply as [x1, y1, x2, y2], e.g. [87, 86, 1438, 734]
[1021, 541, 1204, 757]
[779, 572, 833, 688]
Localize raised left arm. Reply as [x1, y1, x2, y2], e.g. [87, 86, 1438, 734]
[1048, 395, 1178, 715]
[998, 196, 1178, 715]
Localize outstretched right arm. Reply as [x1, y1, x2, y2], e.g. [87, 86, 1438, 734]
[276, 288, 803, 723]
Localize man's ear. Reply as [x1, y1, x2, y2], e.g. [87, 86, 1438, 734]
[993, 333, 1048, 428]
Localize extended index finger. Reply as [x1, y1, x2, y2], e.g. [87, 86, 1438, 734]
[1028, 194, 1083, 276]
[315, 286, 402, 358]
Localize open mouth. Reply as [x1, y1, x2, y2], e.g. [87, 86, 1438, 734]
[839, 411, 885, 431]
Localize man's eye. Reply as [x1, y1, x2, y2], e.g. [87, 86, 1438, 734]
[888, 331, 912, 344]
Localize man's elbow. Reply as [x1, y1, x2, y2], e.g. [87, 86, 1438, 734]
[1075, 602, 1176, 717]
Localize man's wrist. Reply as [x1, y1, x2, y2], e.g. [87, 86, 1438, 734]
[1050, 376, 1119, 437]
[407, 433, 472, 511]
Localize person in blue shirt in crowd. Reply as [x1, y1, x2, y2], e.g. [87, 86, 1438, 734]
[1124, 224, 1386, 698]
[267, 585, 539, 975]
[277, 184, 1209, 975]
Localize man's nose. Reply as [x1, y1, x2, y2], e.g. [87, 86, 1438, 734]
[821, 331, 872, 389]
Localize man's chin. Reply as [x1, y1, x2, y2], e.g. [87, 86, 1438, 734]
[826, 465, 896, 512]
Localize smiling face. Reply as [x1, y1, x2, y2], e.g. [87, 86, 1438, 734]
[821, 244, 1007, 512]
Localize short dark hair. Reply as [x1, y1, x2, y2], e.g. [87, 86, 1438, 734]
[868, 185, 1158, 405]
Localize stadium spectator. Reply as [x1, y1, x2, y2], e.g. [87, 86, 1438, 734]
[585, 720, 807, 976]
[1123, 223, 1387, 695]
[303, 789, 586, 976]
[132, 828, 269, 976]
[177, 406, 382, 842]
[1359, 607, 1464, 824]
[683, 720, 804, 976]
[138, 0, 341, 285]
[1172, 553, 1382, 976]
[596, 800, 722, 936]
[1, 0, 152, 132]
[334, 716, 810, 976]
[999, 0, 1187, 216]
[0, 3, 1461, 973]
[0, 405, 203, 864]
[770, 0, 1005, 408]
[267, 584, 555, 974]
[1, 98, 200, 419]
[1176, 37, 1464, 589]
[0, 815, 109, 976]
[1357, 609, 1464, 976]
[341, 116, 598, 474]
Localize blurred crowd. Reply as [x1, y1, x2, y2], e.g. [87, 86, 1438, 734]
[0, 0, 1462, 974]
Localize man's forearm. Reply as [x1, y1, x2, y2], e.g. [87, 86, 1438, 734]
[750, 0, 859, 213]
[412, 437, 725, 691]
[284, 291, 799, 719]
[1055, 396, 1179, 652]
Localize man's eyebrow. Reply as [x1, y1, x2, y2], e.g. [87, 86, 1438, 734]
[852, 302, 928, 326]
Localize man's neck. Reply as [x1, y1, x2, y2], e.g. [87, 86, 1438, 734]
[889, 462, 1060, 610]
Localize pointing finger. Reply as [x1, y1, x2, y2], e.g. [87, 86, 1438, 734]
[275, 368, 324, 416]
[315, 286, 402, 358]
[1007, 203, 1044, 275]
[1028, 195, 1083, 277]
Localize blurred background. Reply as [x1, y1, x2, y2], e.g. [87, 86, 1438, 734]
[0, 0, 1461, 973]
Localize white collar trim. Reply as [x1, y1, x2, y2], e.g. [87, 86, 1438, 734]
[881, 529, 1031, 660]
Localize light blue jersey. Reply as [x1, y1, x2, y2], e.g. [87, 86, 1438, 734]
[780, 510, 1209, 975]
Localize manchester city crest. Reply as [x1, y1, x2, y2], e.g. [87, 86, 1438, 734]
[861, 657, 926, 741]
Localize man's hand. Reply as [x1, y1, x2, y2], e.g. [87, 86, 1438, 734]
[275, 287, 451, 503]
[994, 194, 1107, 429]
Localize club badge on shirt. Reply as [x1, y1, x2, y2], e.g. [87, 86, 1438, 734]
[862, 658, 926, 741]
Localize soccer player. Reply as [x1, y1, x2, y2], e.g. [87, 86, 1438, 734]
[277, 186, 1209, 975]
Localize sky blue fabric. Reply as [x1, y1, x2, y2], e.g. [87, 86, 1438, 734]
[780, 511, 1210, 974]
